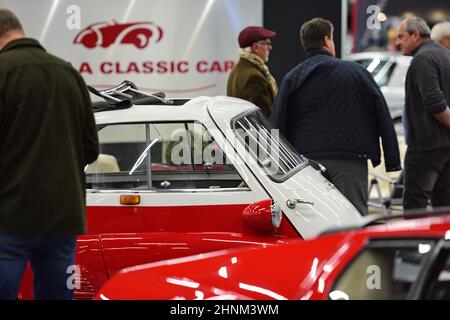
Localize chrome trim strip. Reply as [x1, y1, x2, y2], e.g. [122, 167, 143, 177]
[87, 187, 251, 194]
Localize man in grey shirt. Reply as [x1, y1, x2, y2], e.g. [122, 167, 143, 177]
[396, 17, 450, 210]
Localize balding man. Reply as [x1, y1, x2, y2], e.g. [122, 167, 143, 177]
[431, 21, 450, 50]
[396, 17, 450, 211]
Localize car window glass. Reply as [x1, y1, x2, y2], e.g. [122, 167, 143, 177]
[424, 249, 450, 300]
[85, 122, 246, 190]
[354, 58, 395, 87]
[329, 240, 435, 300]
[233, 111, 306, 182]
[388, 64, 408, 87]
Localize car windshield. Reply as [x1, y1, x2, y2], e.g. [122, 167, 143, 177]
[354, 58, 395, 87]
[232, 111, 307, 182]
[329, 239, 436, 300]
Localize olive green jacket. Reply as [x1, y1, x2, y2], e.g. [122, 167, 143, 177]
[0, 38, 99, 236]
[227, 58, 275, 118]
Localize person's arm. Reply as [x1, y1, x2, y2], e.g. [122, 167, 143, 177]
[375, 91, 402, 172]
[413, 55, 450, 128]
[83, 96, 100, 165]
[0, 77, 2, 132]
[75, 74, 99, 165]
[363, 69, 401, 172]
[432, 106, 450, 128]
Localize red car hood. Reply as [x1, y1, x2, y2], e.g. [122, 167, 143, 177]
[97, 214, 450, 300]
[96, 233, 349, 300]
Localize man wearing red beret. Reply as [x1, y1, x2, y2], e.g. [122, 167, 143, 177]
[227, 26, 277, 118]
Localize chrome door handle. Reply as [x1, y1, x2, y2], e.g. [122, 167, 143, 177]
[286, 199, 314, 209]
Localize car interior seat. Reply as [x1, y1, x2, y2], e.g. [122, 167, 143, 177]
[331, 248, 415, 300]
[85, 153, 120, 173]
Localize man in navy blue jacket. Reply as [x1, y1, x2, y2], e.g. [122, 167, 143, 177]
[271, 18, 401, 216]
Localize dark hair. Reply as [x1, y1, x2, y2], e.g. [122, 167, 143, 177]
[0, 8, 23, 38]
[300, 18, 333, 51]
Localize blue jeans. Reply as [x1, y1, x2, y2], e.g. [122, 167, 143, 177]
[0, 232, 77, 300]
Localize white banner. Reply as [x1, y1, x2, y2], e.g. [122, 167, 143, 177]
[4, 0, 263, 97]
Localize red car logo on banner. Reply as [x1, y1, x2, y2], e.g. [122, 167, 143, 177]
[74, 21, 163, 49]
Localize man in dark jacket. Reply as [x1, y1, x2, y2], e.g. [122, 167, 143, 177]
[271, 18, 401, 216]
[227, 26, 278, 118]
[0, 8, 99, 299]
[396, 17, 450, 211]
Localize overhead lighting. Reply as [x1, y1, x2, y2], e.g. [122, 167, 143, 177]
[403, 12, 416, 19]
[166, 277, 200, 289]
[218, 266, 228, 279]
[418, 243, 432, 254]
[378, 12, 387, 22]
[238, 282, 288, 300]
[430, 10, 446, 22]
[329, 290, 350, 300]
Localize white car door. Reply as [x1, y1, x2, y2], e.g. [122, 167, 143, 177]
[208, 98, 363, 238]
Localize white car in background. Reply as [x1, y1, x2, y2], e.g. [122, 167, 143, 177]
[348, 53, 411, 211]
[348, 52, 412, 124]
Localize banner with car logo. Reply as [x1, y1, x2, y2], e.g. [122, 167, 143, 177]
[4, 0, 262, 97]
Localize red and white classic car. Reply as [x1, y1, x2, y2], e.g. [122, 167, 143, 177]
[19, 81, 362, 299]
[96, 211, 450, 300]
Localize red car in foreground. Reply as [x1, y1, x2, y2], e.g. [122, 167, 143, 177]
[97, 211, 450, 300]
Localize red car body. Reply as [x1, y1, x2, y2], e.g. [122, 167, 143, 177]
[19, 200, 298, 300]
[96, 213, 450, 300]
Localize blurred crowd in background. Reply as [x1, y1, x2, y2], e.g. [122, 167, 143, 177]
[347, 0, 450, 55]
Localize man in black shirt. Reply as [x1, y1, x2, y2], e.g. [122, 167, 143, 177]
[396, 17, 450, 210]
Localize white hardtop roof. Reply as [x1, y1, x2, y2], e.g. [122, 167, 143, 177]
[94, 96, 258, 125]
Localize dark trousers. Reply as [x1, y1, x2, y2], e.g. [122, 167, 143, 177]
[314, 158, 368, 216]
[0, 232, 77, 300]
[403, 148, 450, 210]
